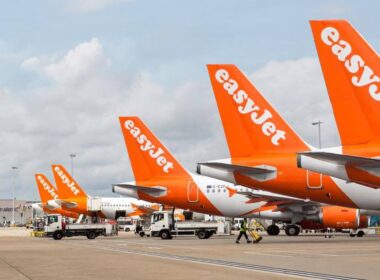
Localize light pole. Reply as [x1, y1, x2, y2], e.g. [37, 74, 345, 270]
[69, 154, 76, 176]
[11, 166, 18, 226]
[312, 121, 323, 149]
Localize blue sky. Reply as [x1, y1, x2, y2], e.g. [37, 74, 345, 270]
[0, 0, 379, 200]
[1, 1, 378, 89]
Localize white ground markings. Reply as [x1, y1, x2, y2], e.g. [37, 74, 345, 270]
[63, 240, 360, 280]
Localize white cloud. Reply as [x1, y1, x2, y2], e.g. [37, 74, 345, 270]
[0, 38, 226, 200]
[0, 40, 341, 200]
[65, 0, 130, 13]
[249, 57, 340, 148]
[21, 38, 110, 85]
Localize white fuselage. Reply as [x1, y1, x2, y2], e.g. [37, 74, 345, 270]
[99, 197, 153, 219]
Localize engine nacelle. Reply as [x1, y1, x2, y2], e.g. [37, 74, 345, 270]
[320, 206, 360, 229]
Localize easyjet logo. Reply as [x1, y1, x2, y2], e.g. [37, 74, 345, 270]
[37, 175, 58, 200]
[321, 27, 380, 101]
[54, 166, 80, 196]
[124, 120, 174, 173]
[214, 69, 286, 145]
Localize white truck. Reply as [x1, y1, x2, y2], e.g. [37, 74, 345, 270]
[118, 219, 137, 232]
[141, 211, 220, 240]
[44, 214, 117, 240]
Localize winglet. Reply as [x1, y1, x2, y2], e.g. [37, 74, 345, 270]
[207, 64, 309, 157]
[310, 20, 378, 145]
[51, 165, 87, 199]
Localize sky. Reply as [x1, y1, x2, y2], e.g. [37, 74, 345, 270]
[0, 0, 379, 200]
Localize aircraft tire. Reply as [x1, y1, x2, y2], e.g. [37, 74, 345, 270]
[267, 225, 280, 236]
[285, 225, 300, 236]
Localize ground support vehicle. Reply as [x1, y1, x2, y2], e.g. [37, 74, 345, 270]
[141, 211, 220, 240]
[44, 214, 117, 240]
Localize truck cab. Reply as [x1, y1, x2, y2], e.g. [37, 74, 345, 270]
[151, 211, 173, 236]
[145, 211, 219, 240]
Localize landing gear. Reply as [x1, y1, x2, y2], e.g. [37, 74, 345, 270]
[350, 230, 365, 237]
[285, 224, 300, 236]
[266, 224, 280, 236]
[357, 230, 365, 237]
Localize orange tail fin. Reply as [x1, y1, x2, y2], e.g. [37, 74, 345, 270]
[51, 165, 88, 199]
[119, 116, 188, 182]
[35, 174, 59, 203]
[310, 20, 379, 145]
[207, 64, 308, 157]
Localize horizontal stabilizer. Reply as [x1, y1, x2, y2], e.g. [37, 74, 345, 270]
[299, 152, 380, 168]
[199, 162, 277, 182]
[59, 200, 78, 209]
[298, 152, 380, 189]
[113, 184, 167, 198]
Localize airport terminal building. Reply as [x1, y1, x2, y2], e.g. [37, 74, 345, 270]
[0, 199, 36, 226]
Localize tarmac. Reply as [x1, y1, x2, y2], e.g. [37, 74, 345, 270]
[1, 228, 380, 280]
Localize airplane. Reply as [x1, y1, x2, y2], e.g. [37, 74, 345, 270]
[47, 164, 157, 220]
[113, 116, 374, 236]
[33, 174, 79, 219]
[297, 20, 380, 191]
[196, 64, 380, 212]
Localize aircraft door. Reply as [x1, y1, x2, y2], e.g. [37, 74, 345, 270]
[115, 210, 126, 220]
[306, 170, 323, 189]
[187, 180, 199, 203]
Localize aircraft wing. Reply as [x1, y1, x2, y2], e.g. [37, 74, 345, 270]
[199, 162, 277, 182]
[113, 183, 167, 198]
[130, 203, 157, 216]
[238, 190, 323, 214]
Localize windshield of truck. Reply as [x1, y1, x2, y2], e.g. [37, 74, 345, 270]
[153, 213, 164, 223]
[47, 216, 58, 225]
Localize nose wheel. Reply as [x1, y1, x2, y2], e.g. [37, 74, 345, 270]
[285, 224, 300, 236]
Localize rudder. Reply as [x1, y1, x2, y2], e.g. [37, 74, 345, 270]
[207, 64, 308, 157]
[51, 165, 88, 199]
[119, 116, 188, 182]
[310, 20, 379, 145]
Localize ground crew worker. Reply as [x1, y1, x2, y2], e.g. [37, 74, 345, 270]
[236, 218, 251, 244]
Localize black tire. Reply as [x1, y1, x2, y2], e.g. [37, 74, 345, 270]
[53, 231, 63, 240]
[198, 230, 208, 239]
[86, 231, 97, 240]
[357, 230, 365, 237]
[267, 225, 280, 236]
[139, 232, 145, 237]
[125, 228, 130, 232]
[349, 233, 356, 237]
[285, 225, 300, 236]
[159, 230, 171, 240]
